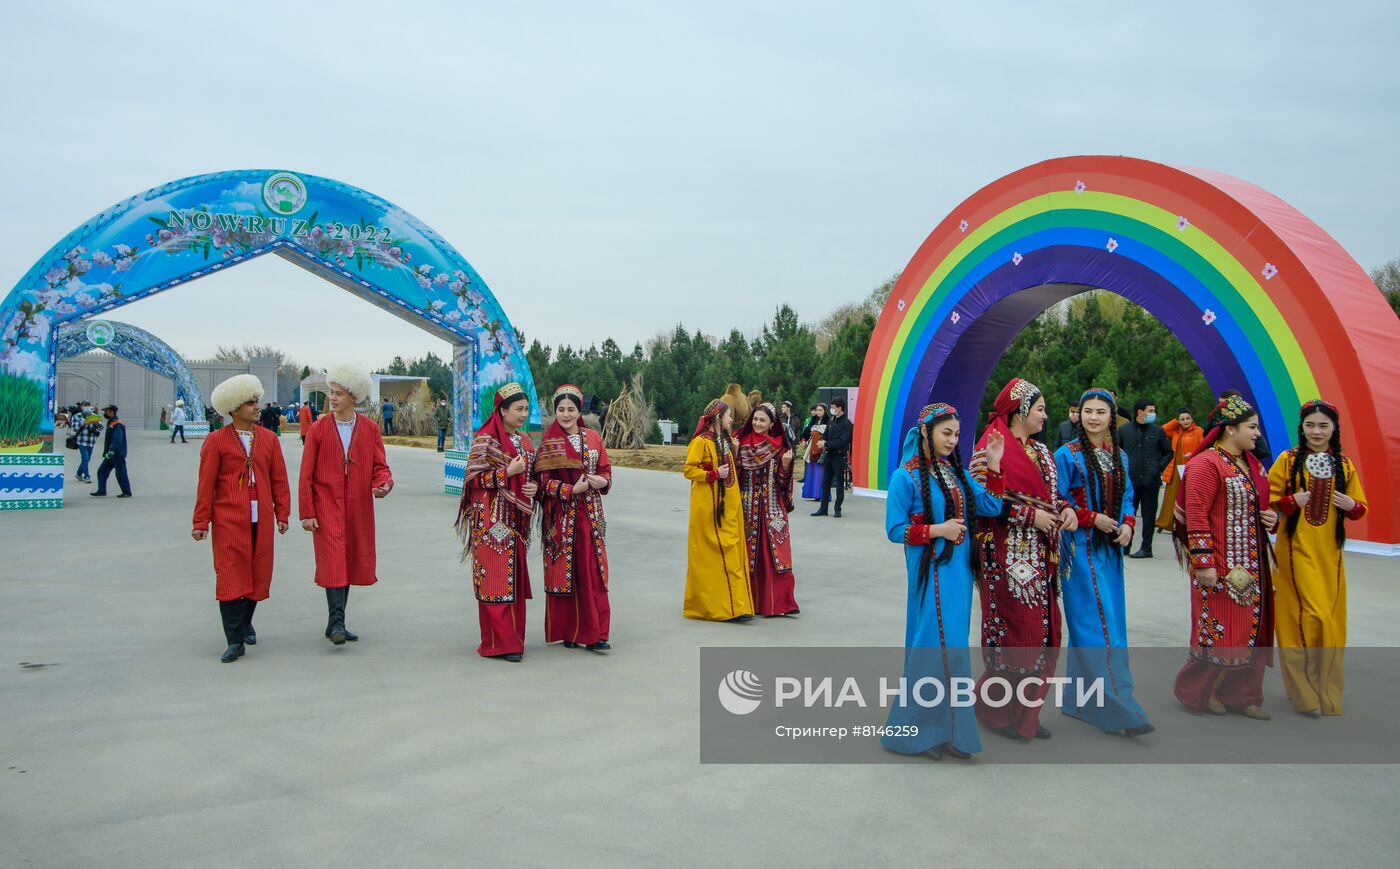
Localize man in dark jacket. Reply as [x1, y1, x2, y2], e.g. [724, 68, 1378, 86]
[813, 398, 853, 518]
[434, 397, 452, 452]
[1049, 399, 1080, 452]
[91, 404, 132, 497]
[1119, 397, 1173, 558]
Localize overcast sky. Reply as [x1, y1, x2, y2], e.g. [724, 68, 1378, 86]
[2, 1, 1396, 371]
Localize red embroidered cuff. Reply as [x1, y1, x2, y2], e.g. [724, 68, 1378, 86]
[904, 524, 931, 546]
[984, 469, 1005, 496]
[706, 469, 719, 483]
[1121, 515, 1137, 530]
[1276, 493, 1299, 515]
[909, 511, 928, 524]
[1187, 530, 1213, 568]
[1348, 501, 1368, 520]
[1075, 508, 1096, 527]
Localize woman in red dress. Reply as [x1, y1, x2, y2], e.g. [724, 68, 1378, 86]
[456, 383, 537, 662]
[1171, 394, 1278, 718]
[535, 384, 614, 652]
[735, 402, 800, 617]
[971, 377, 1078, 741]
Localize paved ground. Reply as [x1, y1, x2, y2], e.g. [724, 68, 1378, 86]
[2, 430, 1397, 867]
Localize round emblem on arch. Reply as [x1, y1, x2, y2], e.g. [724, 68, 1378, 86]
[262, 171, 308, 215]
[84, 319, 115, 348]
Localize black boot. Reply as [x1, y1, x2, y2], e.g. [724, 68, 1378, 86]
[1129, 539, 1154, 559]
[219, 601, 246, 662]
[242, 599, 258, 645]
[325, 587, 347, 645]
[323, 586, 358, 643]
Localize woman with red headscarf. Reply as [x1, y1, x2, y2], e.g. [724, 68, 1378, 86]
[535, 384, 614, 652]
[970, 377, 1078, 742]
[1171, 394, 1278, 718]
[735, 402, 800, 617]
[456, 383, 537, 662]
[683, 399, 755, 622]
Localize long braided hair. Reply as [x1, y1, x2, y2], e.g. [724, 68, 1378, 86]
[1074, 392, 1126, 552]
[1285, 401, 1350, 546]
[912, 413, 982, 599]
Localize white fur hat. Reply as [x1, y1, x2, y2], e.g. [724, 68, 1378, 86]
[210, 374, 264, 416]
[175, 398, 185, 406]
[325, 363, 372, 401]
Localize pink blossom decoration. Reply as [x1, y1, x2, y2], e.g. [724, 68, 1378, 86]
[1202, 309, 1217, 326]
[113, 243, 132, 256]
[1012, 252, 1023, 266]
[1106, 238, 1118, 253]
[92, 250, 113, 267]
[951, 311, 961, 324]
[958, 219, 969, 233]
[1262, 262, 1278, 280]
[1176, 216, 1190, 231]
[896, 299, 906, 312]
[1074, 180, 1087, 193]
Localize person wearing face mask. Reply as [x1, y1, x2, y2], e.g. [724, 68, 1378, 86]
[1156, 408, 1203, 533]
[534, 385, 613, 652]
[1119, 397, 1173, 558]
[456, 383, 537, 661]
[1049, 399, 1080, 453]
[1268, 400, 1368, 716]
[434, 396, 452, 452]
[1171, 394, 1278, 719]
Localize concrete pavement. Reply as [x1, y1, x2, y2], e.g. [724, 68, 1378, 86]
[2, 430, 1397, 867]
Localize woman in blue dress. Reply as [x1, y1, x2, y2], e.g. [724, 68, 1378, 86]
[799, 403, 828, 501]
[1053, 388, 1154, 736]
[881, 403, 1005, 760]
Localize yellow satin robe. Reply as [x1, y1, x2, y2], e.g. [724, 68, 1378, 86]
[682, 434, 754, 621]
[1269, 450, 1369, 715]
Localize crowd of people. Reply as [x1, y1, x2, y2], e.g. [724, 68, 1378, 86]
[93, 363, 1364, 758]
[879, 378, 1368, 761]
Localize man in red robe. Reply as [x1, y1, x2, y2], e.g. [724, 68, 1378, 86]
[298, 401, 313, 444]
[192, 374, 291, 663]
[299, 363, 394, 645]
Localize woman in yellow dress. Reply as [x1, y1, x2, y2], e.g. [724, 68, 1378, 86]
[1269, 399, 1369, 716]
[683, 399, 755, 622]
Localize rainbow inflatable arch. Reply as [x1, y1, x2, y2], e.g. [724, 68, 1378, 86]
[853, 156, 1400, 551]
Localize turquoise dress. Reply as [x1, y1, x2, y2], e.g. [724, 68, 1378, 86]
[1053, 442, 1152, 732]
[881, 457, 1003, 756]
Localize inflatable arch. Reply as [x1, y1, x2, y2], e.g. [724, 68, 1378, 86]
[57, 319, 208, 434]
[0, 169, 540, 502]
[854, 156, 1400, 552]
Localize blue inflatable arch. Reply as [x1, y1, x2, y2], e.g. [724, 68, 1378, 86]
[57, 319, 207, 423]
[0, 169, 539, 466]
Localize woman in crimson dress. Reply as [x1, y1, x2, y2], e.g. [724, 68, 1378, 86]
[970, 377, 1078, 742]
[535, 384, 614, 652]
[456, 383, 537, 662]
[735, 402, 800, 617]
[1171, 394, 1278, 719]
